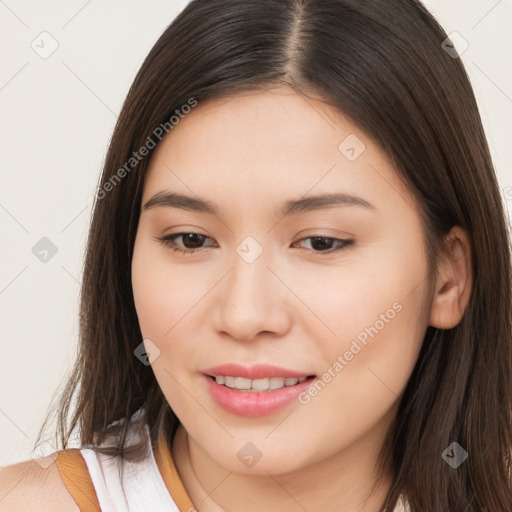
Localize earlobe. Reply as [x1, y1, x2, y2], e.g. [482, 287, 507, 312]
[429, 226, 473, 329]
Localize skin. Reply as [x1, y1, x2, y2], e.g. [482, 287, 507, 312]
[0, 459, 79, 512]
[131, 86, 472, 511]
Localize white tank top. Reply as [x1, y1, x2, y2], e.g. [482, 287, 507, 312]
[79, 422, 180, 512]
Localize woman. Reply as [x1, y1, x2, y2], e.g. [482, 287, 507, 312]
[1, 0, 510, 510]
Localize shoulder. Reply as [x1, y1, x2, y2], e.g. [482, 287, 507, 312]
[0, 456, 79, 512]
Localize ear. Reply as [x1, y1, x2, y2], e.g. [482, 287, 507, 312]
[429, 226, 473, 329]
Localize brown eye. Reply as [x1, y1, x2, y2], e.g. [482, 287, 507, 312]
[156, 232, 216, 253]
[293, 236, 355, 253]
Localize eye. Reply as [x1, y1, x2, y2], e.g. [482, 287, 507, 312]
[156, 233, 354, 255]
[292, 236, 355, 253]
[156, 232, 216, 254]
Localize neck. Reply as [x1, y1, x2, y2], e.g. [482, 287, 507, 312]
[172, 413, 395, 512]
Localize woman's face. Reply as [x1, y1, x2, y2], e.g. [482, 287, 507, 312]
[132, 87, 432, 475]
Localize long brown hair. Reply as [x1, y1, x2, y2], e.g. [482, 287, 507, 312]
[37, 0, 512, 509]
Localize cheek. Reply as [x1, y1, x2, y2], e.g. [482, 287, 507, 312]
[131, 242, 205, 411]
[295, 240, 430, 419]
[131, 237, 204, 340]
[291, 288, 427, 466]
[131, 260, 171, 340]
[131, 236, 226, 401]
[290, 239, 429, 352]
[288, 244, 430, 425]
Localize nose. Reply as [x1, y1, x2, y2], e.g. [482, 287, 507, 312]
[211, 250, 292, 342]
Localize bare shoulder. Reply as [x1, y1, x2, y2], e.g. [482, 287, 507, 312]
[0, 457, 79, 512]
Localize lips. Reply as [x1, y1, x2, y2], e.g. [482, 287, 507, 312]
[202, 363, 317, 416]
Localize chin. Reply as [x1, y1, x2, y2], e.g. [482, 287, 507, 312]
[202, 439, 318, 477]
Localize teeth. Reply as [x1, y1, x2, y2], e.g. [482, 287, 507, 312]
[269, 377, 285, 390]
[252, 378, 270, 391]
[234, 377, 251, 390]
[214, 375, 307, 391]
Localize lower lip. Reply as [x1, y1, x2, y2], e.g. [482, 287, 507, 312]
[204, 375, 315, 417]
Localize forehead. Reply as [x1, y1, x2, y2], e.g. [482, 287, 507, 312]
[142, 87, 415, 217]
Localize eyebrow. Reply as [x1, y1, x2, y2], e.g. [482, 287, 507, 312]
[143, 191, 375, 216]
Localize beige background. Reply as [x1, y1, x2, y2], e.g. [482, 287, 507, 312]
[0, 0, 511, 465]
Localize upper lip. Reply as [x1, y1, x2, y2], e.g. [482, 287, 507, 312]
[202, 363, 314, 380]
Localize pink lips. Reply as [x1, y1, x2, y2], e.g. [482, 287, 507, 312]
[202, 363, 316, 417]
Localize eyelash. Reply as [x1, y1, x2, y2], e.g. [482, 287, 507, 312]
[155, 232, 355, 255]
